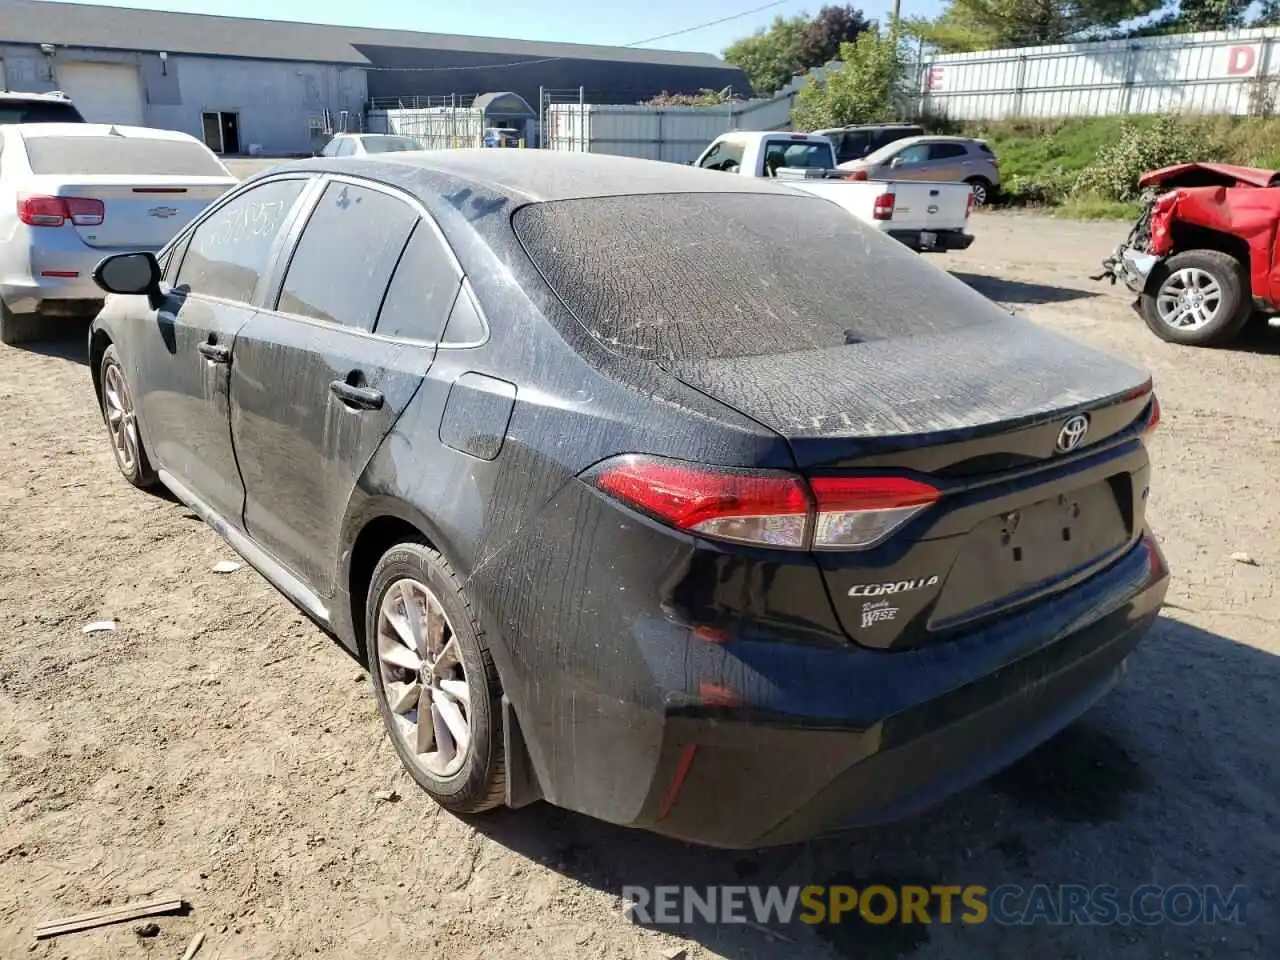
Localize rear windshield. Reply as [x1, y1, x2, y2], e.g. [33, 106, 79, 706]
[513, 192, 993, 363]
[0, 101, 84, 124]
[361, 136, 422, 154]
[22, 136, 227, 176]
[764, 141, 832, 172]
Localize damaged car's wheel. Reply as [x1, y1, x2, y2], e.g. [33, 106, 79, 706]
[366, 543, 506, 813]
[1141, 249, 1252, 347]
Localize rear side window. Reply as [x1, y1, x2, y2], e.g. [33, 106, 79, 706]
[276, 181, 418, 329]
[928, 143, 968, 160]
[873, 127, 922, 150]
[335, 139, 356, 157]
[513, 193, 994, 363]
[374, 220, 461, 341]
[978, 142, 995, 156]
[836, 131, 871, 162]
[21, 136, 227, 176]
[176, 178, 306, 303]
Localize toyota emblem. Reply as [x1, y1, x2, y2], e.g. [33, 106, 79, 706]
[1056, 414, 1090, 453]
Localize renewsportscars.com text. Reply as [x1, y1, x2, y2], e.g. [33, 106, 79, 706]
[622, 884, 1249, 927]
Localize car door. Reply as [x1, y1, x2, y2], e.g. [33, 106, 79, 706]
[229, 176, 459, 596]
[924, 141, 971, 181]
[882, 142, 933, 180]
[130, 175, 313, 525]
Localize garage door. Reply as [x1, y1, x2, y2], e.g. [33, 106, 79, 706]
[55, 63, 145, 126]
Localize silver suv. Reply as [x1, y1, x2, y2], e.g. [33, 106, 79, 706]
[0, 90, 85, 125]
[839, 135, 1002, 205]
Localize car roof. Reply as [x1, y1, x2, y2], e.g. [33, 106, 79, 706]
[269, 149, 795, 204]
[883, 135, 982, 147]
[0, 90, 75, 103]
[13, 122, 202, 143]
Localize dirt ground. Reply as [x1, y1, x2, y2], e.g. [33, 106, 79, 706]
[1, 211, 1277, 959]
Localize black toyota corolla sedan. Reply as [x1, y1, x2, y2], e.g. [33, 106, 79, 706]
[88, 151, 1168, 848]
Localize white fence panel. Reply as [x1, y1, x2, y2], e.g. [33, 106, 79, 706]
[546, 103, 742, 163]
[920, 28, 1280, 119]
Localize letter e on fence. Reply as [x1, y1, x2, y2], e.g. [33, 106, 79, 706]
[924, 66, 944, 92]
[1227, 45, 1258, 76]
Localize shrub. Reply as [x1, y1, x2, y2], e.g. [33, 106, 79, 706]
[1074, 116, 1200, 201]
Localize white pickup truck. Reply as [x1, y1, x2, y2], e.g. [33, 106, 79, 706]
[692, 131, 975, 253]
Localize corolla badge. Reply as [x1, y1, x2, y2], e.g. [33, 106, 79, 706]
[1056, 414, 1090, 453]
[148, 206, 179, 219]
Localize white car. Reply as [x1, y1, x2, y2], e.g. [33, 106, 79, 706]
[318, 134, 425, 157]
[0, 123, 237, 344]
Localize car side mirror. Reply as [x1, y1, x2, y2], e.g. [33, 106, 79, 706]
[93, 252, 164, 309]
[889, 156, 906, 168]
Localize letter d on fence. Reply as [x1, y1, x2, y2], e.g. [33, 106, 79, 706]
[1227, 45, 1258, 76]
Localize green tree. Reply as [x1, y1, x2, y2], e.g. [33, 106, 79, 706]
[1254, 0, 1280, 25]
[908, 0, 1162, 53]
[723, 15, 812, 96]
[1176, 0, 1249, 29]
[791, 31, 907, 130]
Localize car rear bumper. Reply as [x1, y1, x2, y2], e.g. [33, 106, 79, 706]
[1, 240, 152, 314]
[890, 228, 974, 253]
[490, 517, 1167, 848]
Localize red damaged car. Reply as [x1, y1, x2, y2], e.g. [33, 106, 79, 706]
[1099, 162, 1280, 347]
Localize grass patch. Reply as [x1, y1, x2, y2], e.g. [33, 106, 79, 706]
[1055, 196, 1143, 221]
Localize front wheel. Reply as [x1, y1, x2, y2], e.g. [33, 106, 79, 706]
[1140, 249, 1252, 347]
[98, 344, 158, 488]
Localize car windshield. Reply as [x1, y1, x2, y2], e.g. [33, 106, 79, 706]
[0, 101, 84, 124]
[361, 136, 423, 154]
[22, 136, 228, 176]
[513, 192, 992, 363]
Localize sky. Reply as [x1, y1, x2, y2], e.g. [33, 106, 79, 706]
[42, 0, 947, 56]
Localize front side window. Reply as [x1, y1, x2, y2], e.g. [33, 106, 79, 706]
[276, 181, 418, 329]
[174, 178, 307, 303]
[892, 144, 931, 166]
[698, 140, 744, 172]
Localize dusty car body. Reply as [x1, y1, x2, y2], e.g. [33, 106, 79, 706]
[1099, 162, 1280, 347]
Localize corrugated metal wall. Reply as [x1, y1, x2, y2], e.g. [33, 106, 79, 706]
[543, 87, 805, 163]
[919, 27, 1280, 119]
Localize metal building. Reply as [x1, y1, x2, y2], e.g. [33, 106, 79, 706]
[0, 0, 749, 155]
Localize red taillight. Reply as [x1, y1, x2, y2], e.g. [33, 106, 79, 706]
[591, 456, 810, 548]
[843, 169, 869, 181]
[808, 475, 940, 550]
[966, 191, 975, 219]
[588, 456, 939, 551]
[873, 191, 895, 221]
[1144, 394, 1161, 434]
[17, 195, 104, 227]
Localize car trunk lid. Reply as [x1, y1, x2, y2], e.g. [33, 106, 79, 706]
[667, 318, 1155, 648]
[27, 175, 233, 249]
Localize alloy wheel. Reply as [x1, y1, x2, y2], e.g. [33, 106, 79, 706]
[1156, 267, 1222, 331]
[103, 362, 139, 475]
[970, 181, 988, 205]
[376, 578, 471, 778]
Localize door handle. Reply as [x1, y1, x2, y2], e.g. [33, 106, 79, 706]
[198, 341, 231, 363]
[329, 379, 384, 410]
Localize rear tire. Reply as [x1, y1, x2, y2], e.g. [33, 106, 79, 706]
[1140, 249, 1252, 347]
[966, 177, 995, 206]
[366, 542, 506, 814]
[0, 302, 43, 345]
